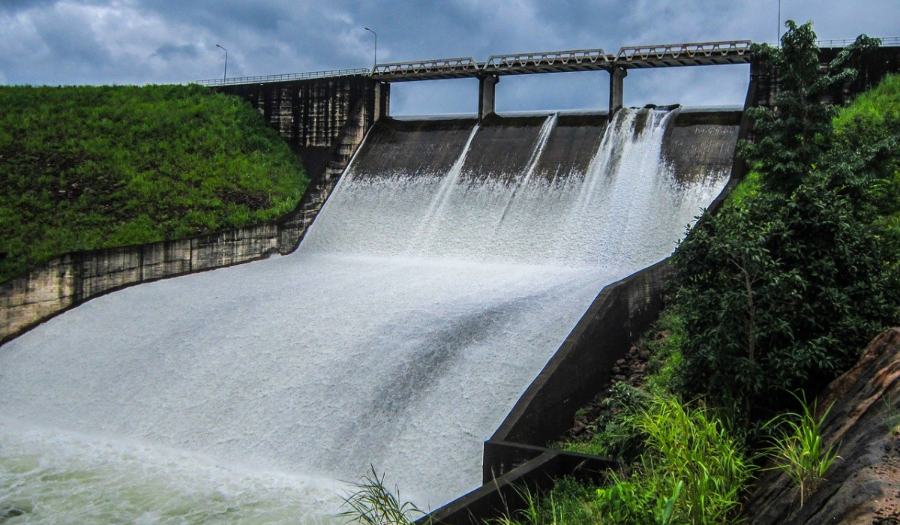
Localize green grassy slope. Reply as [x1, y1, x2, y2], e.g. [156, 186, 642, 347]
[0, 84, 307, 282]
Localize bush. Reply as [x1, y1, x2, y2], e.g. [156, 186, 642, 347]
[0, 84, 307, 282]
[594, 395, 752, 524]
[763, 394, 840, 508]
[672, 27, 900, 420]
[560, 382, 648, 459]
[489, 479, 601, 525]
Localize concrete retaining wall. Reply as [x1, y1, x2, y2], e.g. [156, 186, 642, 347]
[1, 75, 378, 344]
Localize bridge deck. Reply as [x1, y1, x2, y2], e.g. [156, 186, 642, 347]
[616, 41, 752, 68]
[197, 40, 754, 86]
[371, 41, 752, 81]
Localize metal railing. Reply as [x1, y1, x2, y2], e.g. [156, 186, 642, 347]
[816, 36, 900, 47]
[484, 48, 613, 69]
[616, 40, 753, 60]
[195, 67, 371, 86]
[372, 57, 478, 76]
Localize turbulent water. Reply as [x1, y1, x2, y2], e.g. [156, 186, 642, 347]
[0, 108, 730, 523]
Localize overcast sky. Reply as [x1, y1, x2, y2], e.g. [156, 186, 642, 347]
[1, 0, 897, 114]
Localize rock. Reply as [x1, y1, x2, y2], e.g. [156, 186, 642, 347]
[572, 421, 586, 435]
[746, 327, 900, 525]
[613, 374, 626, 382]
[615, 358, 626, 366]
[639, 349, 651, 360]
[611, 365, 621, 374]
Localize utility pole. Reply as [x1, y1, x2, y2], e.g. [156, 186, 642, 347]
[216, 44, 228, 83]
[364, 27, 377, 69]
[777, 0, 782, 46]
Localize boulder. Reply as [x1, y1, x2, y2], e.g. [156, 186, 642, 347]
[746, 327, 900, 524]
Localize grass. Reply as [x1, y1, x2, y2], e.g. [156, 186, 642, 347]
[831, 74, 900, 243]
[488, 479, 600, 525]
[832, 73, 900, 133]
[763, 394, 840, 508]
[557, 382, 648, 458]
[594, 395, 752, 524]
[511, 395, 753, 525]
[340, 466, 426, 525]
[724, 170, 763, 209]
[0, 84, 307, 282]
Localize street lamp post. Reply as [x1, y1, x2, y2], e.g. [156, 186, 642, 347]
[364, 27, 377, 69]
[216, 44, 228, 83]
[777, 0, 782, 45]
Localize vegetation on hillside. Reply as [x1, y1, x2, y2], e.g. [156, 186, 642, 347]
[676, 29, 898, 421]
[0, 84, 307, 282]
[342, 22, 899, 525]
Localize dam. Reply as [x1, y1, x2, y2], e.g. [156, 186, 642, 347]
[0, 105, 739, 522]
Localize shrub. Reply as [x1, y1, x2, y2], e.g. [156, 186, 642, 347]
[560, 382, 649, 459]
[763, 394, 840, 507]
[594, 395, 752, 524]
[740, 22, 880, 193]
[673, 30, 900, 420]
[489, 479, 601, 525]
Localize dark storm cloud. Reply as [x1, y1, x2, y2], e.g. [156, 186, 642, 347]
[0, 0, 897, 111]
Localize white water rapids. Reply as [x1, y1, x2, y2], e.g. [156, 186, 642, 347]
[0, 108, 728, 523]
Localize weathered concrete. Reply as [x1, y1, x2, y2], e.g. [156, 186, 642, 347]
[419, 447, 617, 525]
[216, 75, 377, 181]
[374, 81, 391, 122]
[609, 66, 627, 114]
[1, 75, 379, 344]
[663, 109, 742, 185]
[478, 75, 499, 120]
[490, 259, 674, 446]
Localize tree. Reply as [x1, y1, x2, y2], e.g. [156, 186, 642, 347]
[672, 23, 899, 421]
[741, 21, 880, 193]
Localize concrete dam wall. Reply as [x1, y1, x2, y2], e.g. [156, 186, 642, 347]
[0, 106, 740, 522]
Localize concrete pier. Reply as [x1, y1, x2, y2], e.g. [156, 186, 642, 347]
[609, 66, 627, 114]
[374, 81, 390, 122]
[478, 75, 499, 120]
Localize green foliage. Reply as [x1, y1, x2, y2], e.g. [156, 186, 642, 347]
[828, 74, 900, 251]
[724, 170, 762, 209]
[833, 74, 900, 132]
[676, 172, 899, 417]
[0, 84, 307, 282]
[673, 34, 900, 419]
[594, 395, 752, 524]
[339, 466, 426, 525]
[740, 22, 880, 192]
[560, 382, 649, 459]
[488, 479, 601, 525]
[644, 309, 687, 395]
[763, 394, 840, 508]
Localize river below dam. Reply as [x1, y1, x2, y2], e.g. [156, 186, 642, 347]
[0, 107, 735, 523]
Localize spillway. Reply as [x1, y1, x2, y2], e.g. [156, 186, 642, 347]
[0, 107, 737, 523]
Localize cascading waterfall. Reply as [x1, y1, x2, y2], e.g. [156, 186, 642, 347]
[497, 113, 557, 225]
[0, 107, 732, 523]
[409, 123, 480, 255]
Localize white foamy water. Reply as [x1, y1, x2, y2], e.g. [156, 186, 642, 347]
[0, 108, 729, 523]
